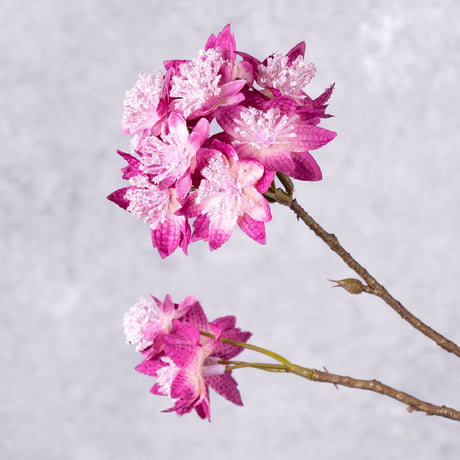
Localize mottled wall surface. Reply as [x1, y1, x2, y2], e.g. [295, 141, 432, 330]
[2, 0, 460, 459]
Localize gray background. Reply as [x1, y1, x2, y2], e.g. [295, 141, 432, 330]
[3, 0, 460, 458]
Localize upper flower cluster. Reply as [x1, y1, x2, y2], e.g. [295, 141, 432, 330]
[108, 25, 336, 257]
[124, 294, 251, 420]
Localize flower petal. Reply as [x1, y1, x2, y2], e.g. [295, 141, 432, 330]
[237, 214, 267, 244]
[205, 372, 243, 406]
[289, 151, 323, 181]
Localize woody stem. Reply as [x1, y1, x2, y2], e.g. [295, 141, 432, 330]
[287, 197, 460, 358]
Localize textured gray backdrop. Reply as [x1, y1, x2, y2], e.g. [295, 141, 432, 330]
[2, 0, 460, 459]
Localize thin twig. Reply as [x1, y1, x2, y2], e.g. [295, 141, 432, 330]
[287, 198, 460, 358]
[289, 364, 460, 421]
[205, 332, 460, 421]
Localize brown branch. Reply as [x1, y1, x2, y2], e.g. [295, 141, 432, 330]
[208, 332, 460, 421]
[288, 198, 460, 358]
[289, 364, 460, 421]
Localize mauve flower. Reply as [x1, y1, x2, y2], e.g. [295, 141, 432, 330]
[111, 25, 336, 258]
[168, 48, 246, 120]
[133, 112, 210, 198]
[123, 295, 197, 355]
[180, 142, 272, 250]
[204, 23, 253, 84]
[216, 96, 336, 180]
[167, 25, 250, 121]
[122, 71, 169, 136]
[133, 297, 252, 420]
[138, 323, 248, 419]
[238, 42, 317, 104]
[107, 155, 191, 258]
[296, 83, 335, 121]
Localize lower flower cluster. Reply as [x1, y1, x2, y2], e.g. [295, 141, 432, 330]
[123, 295, 251, 420]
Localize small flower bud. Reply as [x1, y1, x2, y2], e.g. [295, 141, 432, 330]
[329, 278, 365, 294]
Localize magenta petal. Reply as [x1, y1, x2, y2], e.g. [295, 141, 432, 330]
[162, 339, 196, 369]
[189, 117, 211, 148]
[179, 219, 191, 255]
[107, 187, 130, 210]
[169, 319, 201, 345]
[237, 51, 262, 75]
[151, 221, 181, 258]
[286, 41, 306, 64]
[194, 401, 210, 420]
[254, 148, 296, 176]
[214, 105, 243, 137]
[219, 330, 252, 359]
[212, 316, 236, 331]
[191, 215, 210, 241]
[211, 315, 252, 360]
[204, 32, 217, 50]
[169, 372, 196, 400]
[181, 302, 210, 333]
[161, 294, 175, 315]
[206, 140, 239, 163]
[117, 150, 141, 179]
[175, 172, 192, 199]
[176, 295, 199, 316]
[213, 24, 235, 62]
[135, 357, 165, 377]
[219, 80, 246, 99]
[238, 214, 267, 244]
[314, 83, 335, 107]
[289, 151, 322, 181]
[205, 372, 243, 406]
[293, 125, 337, 151]
[208, 214, 235, 250]
[233, 60, 254, 84]
[163, 59, 189, 73]
[242, 190, 271, 223]
[180, 193, 205, 219]
[262, 95, 297, 115]
[255, 168, 275, 194]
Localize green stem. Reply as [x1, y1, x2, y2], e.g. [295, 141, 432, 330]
[199, 331, 292, 367]
[220, 360, 288, 372]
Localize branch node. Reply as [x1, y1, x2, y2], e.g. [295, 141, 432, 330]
[329, 278, 365, 294]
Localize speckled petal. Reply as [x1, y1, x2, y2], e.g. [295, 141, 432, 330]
[237, 214, 267, 244]
[150, 218, 184, 258]
[208, 213, 237, 250]
[107, 187, 131, 210]
[205, 372, 243, 406]
[289, 151, 323, 181]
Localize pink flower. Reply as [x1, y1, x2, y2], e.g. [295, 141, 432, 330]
[169, 49, 246, 120]
[135, 299, 252, 420]
[167, 25, 249, 120]
[133, 112, 210, 198]
[296, 83, 336, 121]
[122, 72, 169, 136]
[216, 96, 336, 180]
[180, 142, 272, 250]
[111, 25, 337, 257]
[239, 42, 318, 105]
[204, 24, 254, 84]
[107, 153, 191, 258]
[123, 295, 197, 355]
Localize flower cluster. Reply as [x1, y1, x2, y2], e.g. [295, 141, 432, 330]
[108, 25, 336, 257]
[123, 294, 251, 420]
